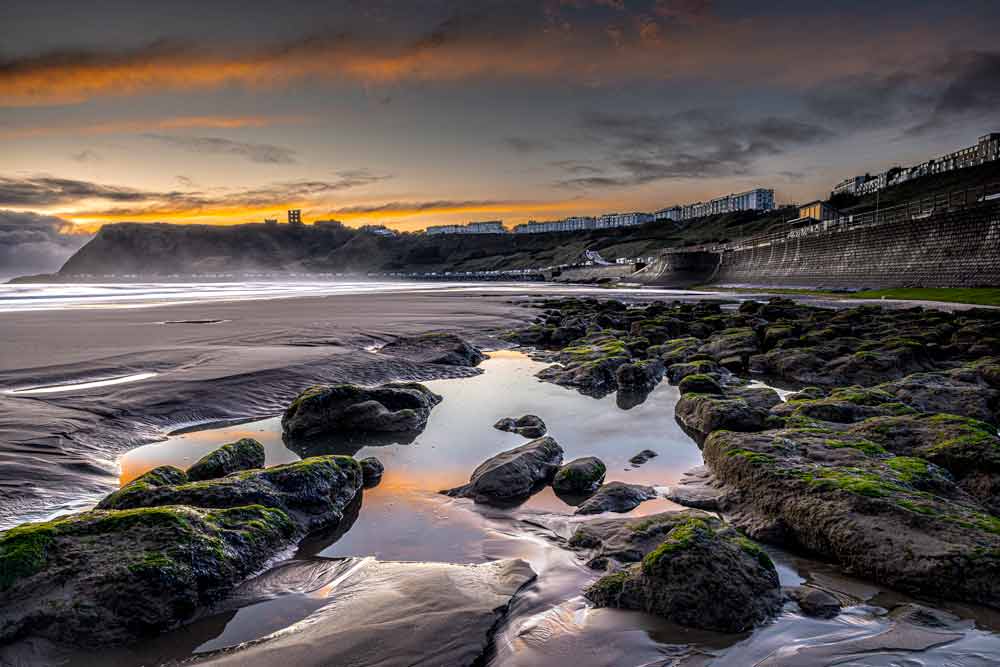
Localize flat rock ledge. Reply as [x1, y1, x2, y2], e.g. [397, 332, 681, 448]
[196, 558, 536, 667]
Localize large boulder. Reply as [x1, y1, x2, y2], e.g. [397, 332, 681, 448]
[378, 332, 486, 367]
[702, 426, 1000, 609]
[187, 438, 265, 481]
[442, 437, 564, 505]
[281, 382, 442, 441]
[579, 513, 781, 632]
[575, 481, 656, 515]
[98, 456, 364, 533]
[552, 457, 606, 495]
[1, 454, 363, 647]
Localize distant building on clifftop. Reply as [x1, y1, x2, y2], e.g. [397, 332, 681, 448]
[425, 220, 505, 235]
[287, 209, 302, 225]
[833, 132, 1000, 198]
[655, 188, 775, 222]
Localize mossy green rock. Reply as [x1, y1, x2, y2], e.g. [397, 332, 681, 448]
[678, 373, 723, 395]
[187, 438, 265, 481]
[703, 427, 1000, 609]
[98, 456, 363, 533]
[0, 504, 296, 645]
[552, 457, 606, 494]
[581, 513, 780, 632]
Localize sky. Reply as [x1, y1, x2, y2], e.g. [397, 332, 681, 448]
[1, 0, 999, 275]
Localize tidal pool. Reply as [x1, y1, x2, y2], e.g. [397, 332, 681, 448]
[66, 350, 1000, 666]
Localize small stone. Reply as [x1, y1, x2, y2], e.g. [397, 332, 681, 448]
[359, 457, 384, 488]
[629, 450, 658, 466]
[552, 457, 607, 494]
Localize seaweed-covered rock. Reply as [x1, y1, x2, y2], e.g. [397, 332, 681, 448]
[187, 438, 265, 481]
[666, 359, 720, 383]
[359, 457, 384, 488]
[615, 360, 665, 393]
[0, 505, 298, 646]
[98, 456, 364, 534]
[575, 481, 656, 515]
[675, 393, 771, 442]
[442, 436, 564, 505]
[378, 332, 486, 367]
[702, 427, 1000, 609]
[582, 515, 781, 632]
[677, 373, 723, 395]
[281, 382, 442, 440]
[552, 457, 606, 494]
[493, 414, 547, 438]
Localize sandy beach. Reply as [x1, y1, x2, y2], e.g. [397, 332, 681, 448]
[0, 287, 540, 527]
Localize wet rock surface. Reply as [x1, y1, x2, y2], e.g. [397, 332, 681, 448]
[442, 436, 564, 505]
[628, 449, 658, 466]
[552, 456, 607, 495]
[2, 445, 364, 647]
[281, 382, 442, 441]
[575, 481, 657, 515]
[785, 586, 841, 619]
[378, 332, 486, 367]
[187, 438, 265, 481]
[359, 456, 384, 488]
[577, 512, 781, 632]
[493, 414, 547, 438]
[196, 558, 536, 667]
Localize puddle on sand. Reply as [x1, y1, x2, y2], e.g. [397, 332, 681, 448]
[80, 350, 1000, 666]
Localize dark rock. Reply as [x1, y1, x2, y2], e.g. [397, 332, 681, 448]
[702, 426, 1000, 609]
[378, 332, 486, 367]
[281, 382, 442, 441]
[677, 373, 723, 395]
[359, 457, 384, 488]
[666, 359, 720, 383]
[575, 481, 656, 515]
[675, 393, 770, 442]
[187, 438, 265, 482]
[581, 514, 781, 632]
[493, 414, 547, 438]
[628, 450, 658, 466]
[442, 436, 564, 505]
[786, 586, 841, 619]
[615, 360, 665, 393]
[552, 457, 606, 494]
[663, 466, 735, 511]
[2, 455, 363, 647]
[786, 386, 827, 402]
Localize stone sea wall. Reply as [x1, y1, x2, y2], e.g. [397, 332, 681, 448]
[642, 202, 1000, 288]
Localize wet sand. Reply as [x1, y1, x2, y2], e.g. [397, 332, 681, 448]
[0, 289, 535, 526]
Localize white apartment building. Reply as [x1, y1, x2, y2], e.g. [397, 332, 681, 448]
[425, 220, 506, 235]
[664, 188, 774, 222]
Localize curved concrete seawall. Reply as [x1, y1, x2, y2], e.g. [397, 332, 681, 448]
[641, 201, 1000, 289]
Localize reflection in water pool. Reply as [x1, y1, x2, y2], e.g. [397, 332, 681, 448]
[105, 350, 1000, 666]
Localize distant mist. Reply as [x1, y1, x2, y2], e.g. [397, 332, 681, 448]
[0, 211, 92, 280]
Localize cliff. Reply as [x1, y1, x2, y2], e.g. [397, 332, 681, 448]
[55, 210, 797, 278]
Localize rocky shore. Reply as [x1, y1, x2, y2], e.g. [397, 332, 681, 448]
[505, 295, 1000, 618]
[3, 292, 1000, 663]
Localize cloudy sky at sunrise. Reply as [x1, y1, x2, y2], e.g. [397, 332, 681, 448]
[2, 0, 999, 270]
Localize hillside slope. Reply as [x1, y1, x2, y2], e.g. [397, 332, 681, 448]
[55, 208, 798, 277]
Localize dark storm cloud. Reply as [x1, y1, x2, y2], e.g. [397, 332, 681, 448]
[0, 171, 389, 211]
[0, 210, 92, 279]
[144, 134, 298, 164]
[907, 51, 1000, 135]
[0, 176, 153, 206]
[557, 110, 835, 187]
[804, 50, 1000, 137]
